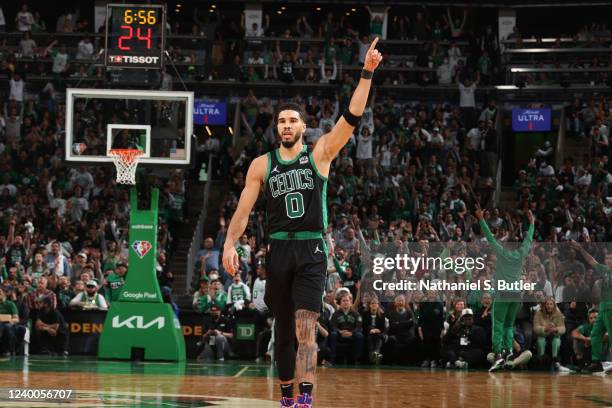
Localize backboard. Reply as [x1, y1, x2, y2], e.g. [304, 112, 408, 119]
[65, 88, 193, 166]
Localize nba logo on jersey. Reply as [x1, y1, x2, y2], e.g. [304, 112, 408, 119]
[299, 156, 309, 164]
[132, 240, 152, 258]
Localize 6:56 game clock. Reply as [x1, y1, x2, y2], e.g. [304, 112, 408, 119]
[105, 4, 165, 69]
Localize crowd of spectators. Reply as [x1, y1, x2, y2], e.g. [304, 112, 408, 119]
[194, 85, 612, 369]
[0, 4, 497, 89]
[503, 24, 612, 87]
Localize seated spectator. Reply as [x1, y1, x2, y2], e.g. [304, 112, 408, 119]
[473, 292, 493, 343]
[0, 287, 20, 356]
[55, 276, 74, 311]
[32, 296, 69, 356]
[9, 285, 30, 356]
[361, 296, 388, 364]
[445, 298, 466, 329]
[329, 292, 364, 364]
[571, 308, 598, 368]
[419, 290, 445, 368]
[534, 297, 566, 368]
[387, 294, 418, 364]
[441, 308, 488, 368]
[196, 304, 234, 361]
[69, 279, 108, 311]
[316, 306, 332, 367]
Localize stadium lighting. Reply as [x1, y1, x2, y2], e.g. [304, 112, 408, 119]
[209, 9, 214, 13]
[346, 12, 350, 15]
[351, 8, 356, 12]
[211, 4, 216, 8]
[316, 7, 321, 11]
[205, 126, 212, 136]
[228, 126, 234, 135]
[277, 10, 282, 14]
[281, 6, 286, 10]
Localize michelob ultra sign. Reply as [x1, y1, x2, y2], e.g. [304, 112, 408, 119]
[512, 108, 552, 132]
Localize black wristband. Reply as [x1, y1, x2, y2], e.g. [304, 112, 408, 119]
[343, 109, 362, 127]
[361, 69, 374, 79]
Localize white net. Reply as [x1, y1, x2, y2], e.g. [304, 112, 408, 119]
[108, 149, 144, 185]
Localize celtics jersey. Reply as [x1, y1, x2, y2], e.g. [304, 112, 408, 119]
[264, 145, 327, 234]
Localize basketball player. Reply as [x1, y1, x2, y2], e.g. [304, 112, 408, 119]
[569, 241, 612, 374]
[222, 38, 383, 408]
[475, 206, 534, 372]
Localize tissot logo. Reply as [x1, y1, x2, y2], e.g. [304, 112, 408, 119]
[109, 55, 160, 64]
[111, 315, 165, 329]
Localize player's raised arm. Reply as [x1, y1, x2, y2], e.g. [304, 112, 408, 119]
[314, 37, 383, 163]
[222, 155, 267, 276]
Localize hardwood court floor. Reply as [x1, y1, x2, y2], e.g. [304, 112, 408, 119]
[0, 357, 609, 407]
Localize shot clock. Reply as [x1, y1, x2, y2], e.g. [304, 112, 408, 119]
[105, 4, 166, 69]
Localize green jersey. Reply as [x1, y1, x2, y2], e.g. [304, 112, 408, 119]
[194, 291, 212, 313]
[0, 300, 17, 316]
[228, 283, 250, 304]
[480, 219, 534, 284]
[213, 291, 227, 310]
[577, 322, 593, 337]
[106, 273, 125, 302]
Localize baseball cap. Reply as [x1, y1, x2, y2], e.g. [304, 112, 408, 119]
[86, 280, 98, 288]
[78, 252, 87, 260]
[116, 261, 128, 268]
[460, 308, 474, 318]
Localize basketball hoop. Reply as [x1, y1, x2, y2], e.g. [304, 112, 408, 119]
[108, 149, 144, 185]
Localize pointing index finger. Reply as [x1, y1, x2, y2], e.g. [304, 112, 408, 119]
[369, 37, 379, 51]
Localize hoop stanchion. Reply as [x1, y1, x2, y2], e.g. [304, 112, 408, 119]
[108, 149, 144, 184]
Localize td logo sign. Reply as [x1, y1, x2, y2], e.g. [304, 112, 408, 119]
[236, 324, 255, 340]
[112, 315, 165, 330]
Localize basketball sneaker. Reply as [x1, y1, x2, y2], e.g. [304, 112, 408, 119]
[489, 353, 505, 372]
[296, 393, 313, 408]
[582, 361, 604, 373]
[280, 397, 295, 407]
[454, 359, 468, 369]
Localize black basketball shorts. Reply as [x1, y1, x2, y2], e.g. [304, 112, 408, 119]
[264, 238, 327, 314]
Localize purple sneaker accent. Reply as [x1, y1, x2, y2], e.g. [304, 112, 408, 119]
[280, 396, 295, 407]
[296, 393, 313, 408]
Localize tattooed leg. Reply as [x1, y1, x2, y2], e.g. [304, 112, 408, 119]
[295, 309, 319, 385]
